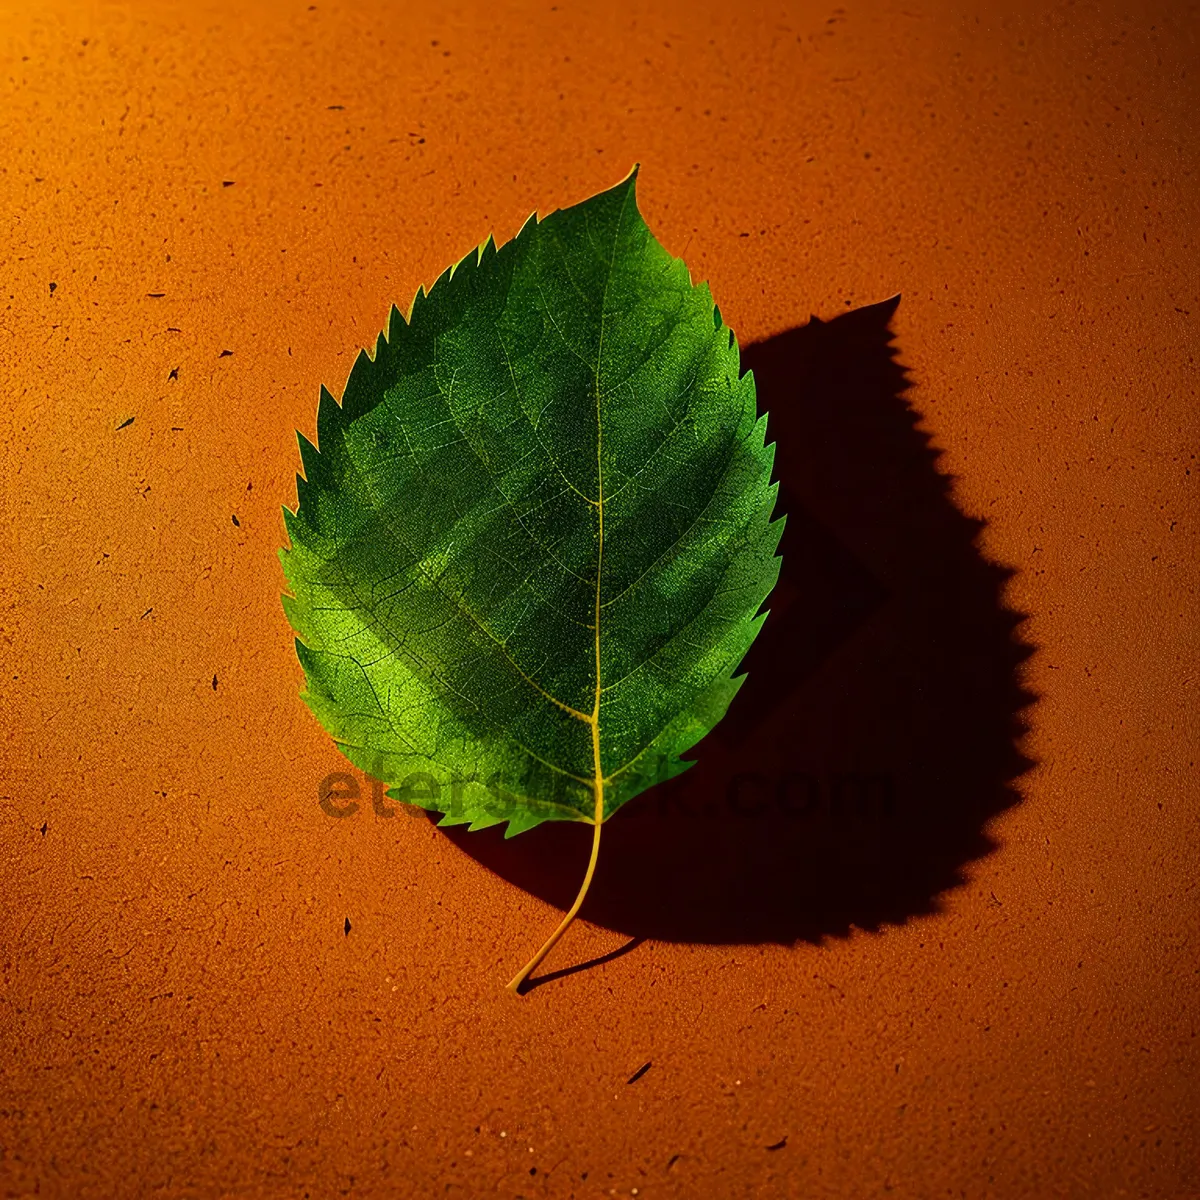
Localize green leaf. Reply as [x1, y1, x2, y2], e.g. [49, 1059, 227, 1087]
[280, 166, 783, 986]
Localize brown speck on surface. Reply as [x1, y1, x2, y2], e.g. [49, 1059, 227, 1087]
[115, 416, 134, 430]
[626, 1062, 651, 1085]
[231, 514, 240, 526]
[222, 180, 235, 186]
[48, 281, 57, 293]
[211, 675, 217, 691]
[218, 349, 233, 357]
[766, 1137, 787, 1151]
[344, 917, 351, 936]
[168, 367, 178, 380]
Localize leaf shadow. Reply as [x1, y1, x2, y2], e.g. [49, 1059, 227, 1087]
[514, 936, 646, 995]
[433, 294, 1037, 948]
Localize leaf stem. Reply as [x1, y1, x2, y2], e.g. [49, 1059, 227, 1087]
[507, 243, 615, 996]
[505, 802, 603, 994]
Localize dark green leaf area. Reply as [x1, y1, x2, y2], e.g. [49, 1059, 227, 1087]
[280, 168, 782, 835]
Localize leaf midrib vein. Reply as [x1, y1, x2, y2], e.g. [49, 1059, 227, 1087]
[590, 195, 627, 822]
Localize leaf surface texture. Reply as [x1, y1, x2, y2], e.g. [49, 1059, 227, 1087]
[280, 168, 782, 835]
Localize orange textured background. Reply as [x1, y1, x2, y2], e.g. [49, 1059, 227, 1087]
[1, 0, 1197, 1197]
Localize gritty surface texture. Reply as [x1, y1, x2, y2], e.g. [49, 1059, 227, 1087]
[1, 1, 1196, 1197]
